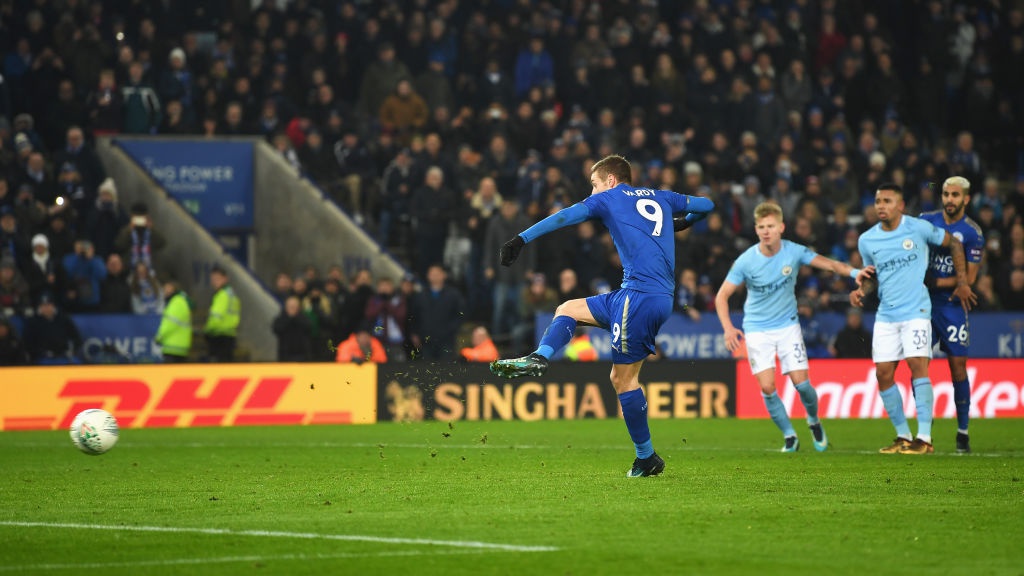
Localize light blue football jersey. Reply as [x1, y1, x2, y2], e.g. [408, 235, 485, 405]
[858, 215, 947, 322]
[725, 239, 817, 332]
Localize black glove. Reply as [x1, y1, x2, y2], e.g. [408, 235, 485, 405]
[673, 217, 693, 232]
[499, 235, 526, 266]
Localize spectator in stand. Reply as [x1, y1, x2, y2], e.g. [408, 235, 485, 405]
[87, 69, 124, 135]
[0, 209, 29, 273]
[61, 239, 106, 313]
[830, 307, 872, 358]
[154, 281, 193, 362]
[0, 256, 30, 315]
[53, 126, 105, 205]
[377, 147, 416, 248]
[303, 281, 338, 360]
[0, 316, 29, 365]
[485, 199, 535, 341]
[115, 202, 165, 268]
[357, 42, 410, 125]
[273, 295, 313, 362]
[129, 261, 164, 314]
[515, 35, 555, 99]
[297, 129, 338, 191]
[333, 128, 375, 226]
[379, 79, 429, 146]
[23, 234, 59, 305]
[461, 325, 500, 362]
[272, 272, 293, 302]
[409, 264, 464, 361]
[99, 253, 131, 313]
[335, 320, 387, 363]
[121, 61, 161, 134]
[363, 277, 408, 362]
[86, 178, 128, 259]
[158, 48, 195, 126]
[409, 166, 454, 279]
[23, 292, 81, 364]
[204, 265, 241, 362]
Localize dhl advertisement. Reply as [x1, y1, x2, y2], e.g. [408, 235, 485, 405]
[377, 361, 737, 422]
[736, 359, 1024, 418]
[0, 364, 377, 430]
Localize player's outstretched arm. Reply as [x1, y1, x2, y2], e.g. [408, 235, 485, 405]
[672, 196, 716, 231]
[714, 280, 744, 352]
[500, 203, 592, 266]
[808, 255, 875, 287]
[942, 233, 978, 311]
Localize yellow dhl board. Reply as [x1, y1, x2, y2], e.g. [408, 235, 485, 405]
[0, 363, 377, 430]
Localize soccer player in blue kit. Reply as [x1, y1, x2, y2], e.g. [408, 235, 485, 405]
[715, 202, 873, 452]
[920, 176, 984, 453]
[490, 155, 715, 477]
[851, 184, 976, 454]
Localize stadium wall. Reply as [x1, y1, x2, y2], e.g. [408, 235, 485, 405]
[95, 138, 281, 361]
[2, 360, 1021, 431]
[251, 140, 408, 284]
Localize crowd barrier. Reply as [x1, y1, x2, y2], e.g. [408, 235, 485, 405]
[2, 360, 1021, 430]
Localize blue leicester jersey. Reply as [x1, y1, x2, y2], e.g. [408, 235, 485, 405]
[858, 215, 947, 322]
[581, 184, 696, 296]
[725, 239, 817, 332]
[919, 210, 984, 307]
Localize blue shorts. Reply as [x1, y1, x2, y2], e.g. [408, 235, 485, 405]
[586, 289, 672, 364]
[931, 305, 969, 357]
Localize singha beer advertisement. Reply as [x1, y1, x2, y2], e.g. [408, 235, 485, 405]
[0, 364, 376, 430]
[377, 362, 737, 422]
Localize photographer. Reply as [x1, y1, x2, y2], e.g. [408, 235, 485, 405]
[61, 238, 106, 313]
[114, 202, 166, 269]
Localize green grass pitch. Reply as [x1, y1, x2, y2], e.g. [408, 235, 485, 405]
[2, 418, 1023, 575]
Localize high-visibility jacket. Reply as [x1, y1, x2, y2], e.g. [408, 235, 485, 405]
[156, 291, 192, 357]
[564, 334, 598, 361]
[460, 338, 499, 362]
[335, 333, 388, 363]
[204, 286, 241, 337]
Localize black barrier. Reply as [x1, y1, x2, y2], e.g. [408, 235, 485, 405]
[377, 361, 737, 422]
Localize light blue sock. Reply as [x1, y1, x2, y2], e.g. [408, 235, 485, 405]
[912, 377, 934, 442]
[879, 386, 912, 440]
[794, 380, 820, 425]
[762, 392, 796, 438]
[534, 315, 577, 359]
[618, 388, 653, 458]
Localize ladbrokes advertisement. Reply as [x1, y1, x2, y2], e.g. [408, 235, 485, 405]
[377, 361, 737, 422]
[0, 364, 376, 430]
[736, 359, 1024, 418]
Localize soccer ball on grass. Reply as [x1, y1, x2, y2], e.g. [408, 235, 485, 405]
[69, 409, 119, 455]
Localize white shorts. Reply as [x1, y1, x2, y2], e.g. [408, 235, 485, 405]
[744, 324, 808, 375]
[872, 318, 932, 363]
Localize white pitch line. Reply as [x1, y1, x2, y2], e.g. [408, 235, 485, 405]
[0, 549, 487, 572]
[0, 521, 558, 552]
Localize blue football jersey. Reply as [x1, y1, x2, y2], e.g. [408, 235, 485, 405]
[581, 184, 695, 295]
[919, 210, 984, 307]
[725, 240, 817, 332]
[858, 215, 947, 322]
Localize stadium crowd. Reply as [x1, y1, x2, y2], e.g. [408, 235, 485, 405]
[1, 0, 1023, 364]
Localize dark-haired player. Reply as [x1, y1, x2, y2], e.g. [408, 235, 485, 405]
[851, 184, 976, 454]
[920, 176, 984, 453]
[490, 155, 714, 477]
